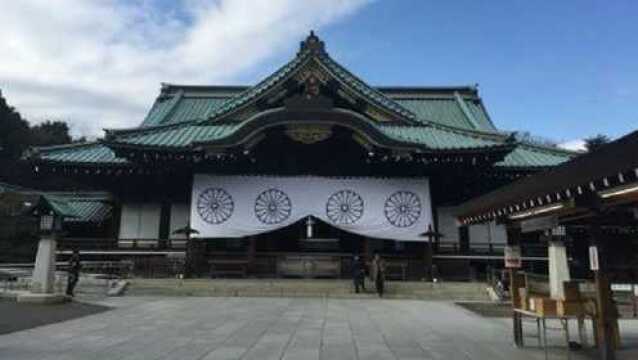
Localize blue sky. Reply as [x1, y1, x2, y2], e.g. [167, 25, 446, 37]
[1, 0, 635, 145]
[243, 0, 638, 143]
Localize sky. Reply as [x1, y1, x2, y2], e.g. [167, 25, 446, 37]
[0, 0, 636, 149]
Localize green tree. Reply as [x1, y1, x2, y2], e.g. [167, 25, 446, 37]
[29, 120, 73, 147]
[0, 90, 31, 160]
[584, 134, 610, 152]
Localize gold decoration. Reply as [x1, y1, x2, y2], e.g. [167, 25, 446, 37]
[285, 124, 333, 144]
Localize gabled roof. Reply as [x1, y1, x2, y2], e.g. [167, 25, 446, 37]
[0, 185, 112, 223]
[27, 32, 574, 171]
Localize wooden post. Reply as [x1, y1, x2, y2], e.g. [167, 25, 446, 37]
[506, 225, 523, 347]
[590, 221, 618, 360]
[632, 284, 637, 318]
[362, 237, 371, 260]
[424, 241, 433, 281]
[247, 236, 256, 274]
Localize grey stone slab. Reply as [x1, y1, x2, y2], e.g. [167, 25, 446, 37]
[1, 297, 637, 360]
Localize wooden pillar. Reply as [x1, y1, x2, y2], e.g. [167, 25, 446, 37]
[423, 241, 433, 281]
[247, 236, 256, 274]
[590, 221, 618, 360]
[506, 224, 524, 347]
[362, 237, 371, 260]
[459, 226, 469, 253]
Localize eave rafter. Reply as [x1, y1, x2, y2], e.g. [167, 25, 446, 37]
[458, 166, 638, 226]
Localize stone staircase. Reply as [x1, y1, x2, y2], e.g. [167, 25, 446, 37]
[124, 278, 490, 301]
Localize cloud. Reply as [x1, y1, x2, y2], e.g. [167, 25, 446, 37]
[558, 139, 586, 151]
[0, 0, 369, 138]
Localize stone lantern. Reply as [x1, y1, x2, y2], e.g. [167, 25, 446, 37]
[18, 195, 77, 303]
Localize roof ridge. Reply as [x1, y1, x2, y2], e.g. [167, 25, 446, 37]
[155, 89, 184, 126]
[453, 91, 480, 129]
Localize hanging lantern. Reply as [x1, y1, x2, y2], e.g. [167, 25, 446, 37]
[306, 216, 315, 239]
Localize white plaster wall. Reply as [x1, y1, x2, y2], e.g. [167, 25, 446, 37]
[469, 221, 507, 245]
[118, 203, 161, 239]
[435, 206, 460, 243]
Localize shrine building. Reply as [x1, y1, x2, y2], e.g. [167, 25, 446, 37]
[25, 32, 575, 279]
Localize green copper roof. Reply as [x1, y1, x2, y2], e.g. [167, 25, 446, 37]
[141, 95, 232, 128]
[34, 143, 128, 165]
[496, 144, 575, 168]
[112, 123, 240, 148]
[201, 34, 417, 124]
[65, 201, 110, 223]
[317, 53, 416, 121]
[0, 182, 27, 193]
[136, 91, 496, 133]
[378, 125, 504, 149]
[394, 98, 496, 131]
[28, 33, 574, 170]
[40, 195, 80, 218]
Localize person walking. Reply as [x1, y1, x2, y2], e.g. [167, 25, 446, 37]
[370, 253, 386, 298]
[66, 250, 82, 297]
[352, 255, 366, 293]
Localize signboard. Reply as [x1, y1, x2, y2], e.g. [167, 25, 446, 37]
[504, 245, 522, 268]
[521, 215, 558, 233]
[589, 246, 599, 271]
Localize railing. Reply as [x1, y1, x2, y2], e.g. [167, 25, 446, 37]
[437, 242, 548, 258]
[58, 238, 186, 251]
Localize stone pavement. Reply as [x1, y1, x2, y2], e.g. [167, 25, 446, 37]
[0, 297, 636, 360]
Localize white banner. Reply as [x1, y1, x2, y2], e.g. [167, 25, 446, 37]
[191, 175, 432, 241]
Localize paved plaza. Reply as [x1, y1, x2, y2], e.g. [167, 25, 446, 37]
[1, 297, 637, 360]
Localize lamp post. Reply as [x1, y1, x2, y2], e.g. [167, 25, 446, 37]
[420, 224, 443, 282]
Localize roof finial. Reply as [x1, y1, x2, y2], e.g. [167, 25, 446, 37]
[298, 30, 325, 55]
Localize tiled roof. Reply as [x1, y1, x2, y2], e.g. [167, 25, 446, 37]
[53, 194, 113, 223]
[33, 143, 128, 165]
[0, 182, 27, 193]
[378, 125, 504, 150]
[141, 95, 232, 128]
[27, 33, 574, 170]
[112, 123, 240, 148]
[496, 144, 576, 168]
[135, 90, 496, 133]
[40, 195, 80, 219]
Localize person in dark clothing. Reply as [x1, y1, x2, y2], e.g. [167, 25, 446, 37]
[370, 253, 386, 298]
[66, 250, 81, 297]
[352, 255, 366, 293]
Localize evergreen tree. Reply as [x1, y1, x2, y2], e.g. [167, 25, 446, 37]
[584, 134, 610, 152]
[30, 120, 73, 147]
[0, 90, 31, 160]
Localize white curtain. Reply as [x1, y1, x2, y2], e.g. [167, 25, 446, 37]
[191, 175, 432, 241]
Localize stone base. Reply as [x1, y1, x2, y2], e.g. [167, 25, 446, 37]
[17, 293, 70, 304]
